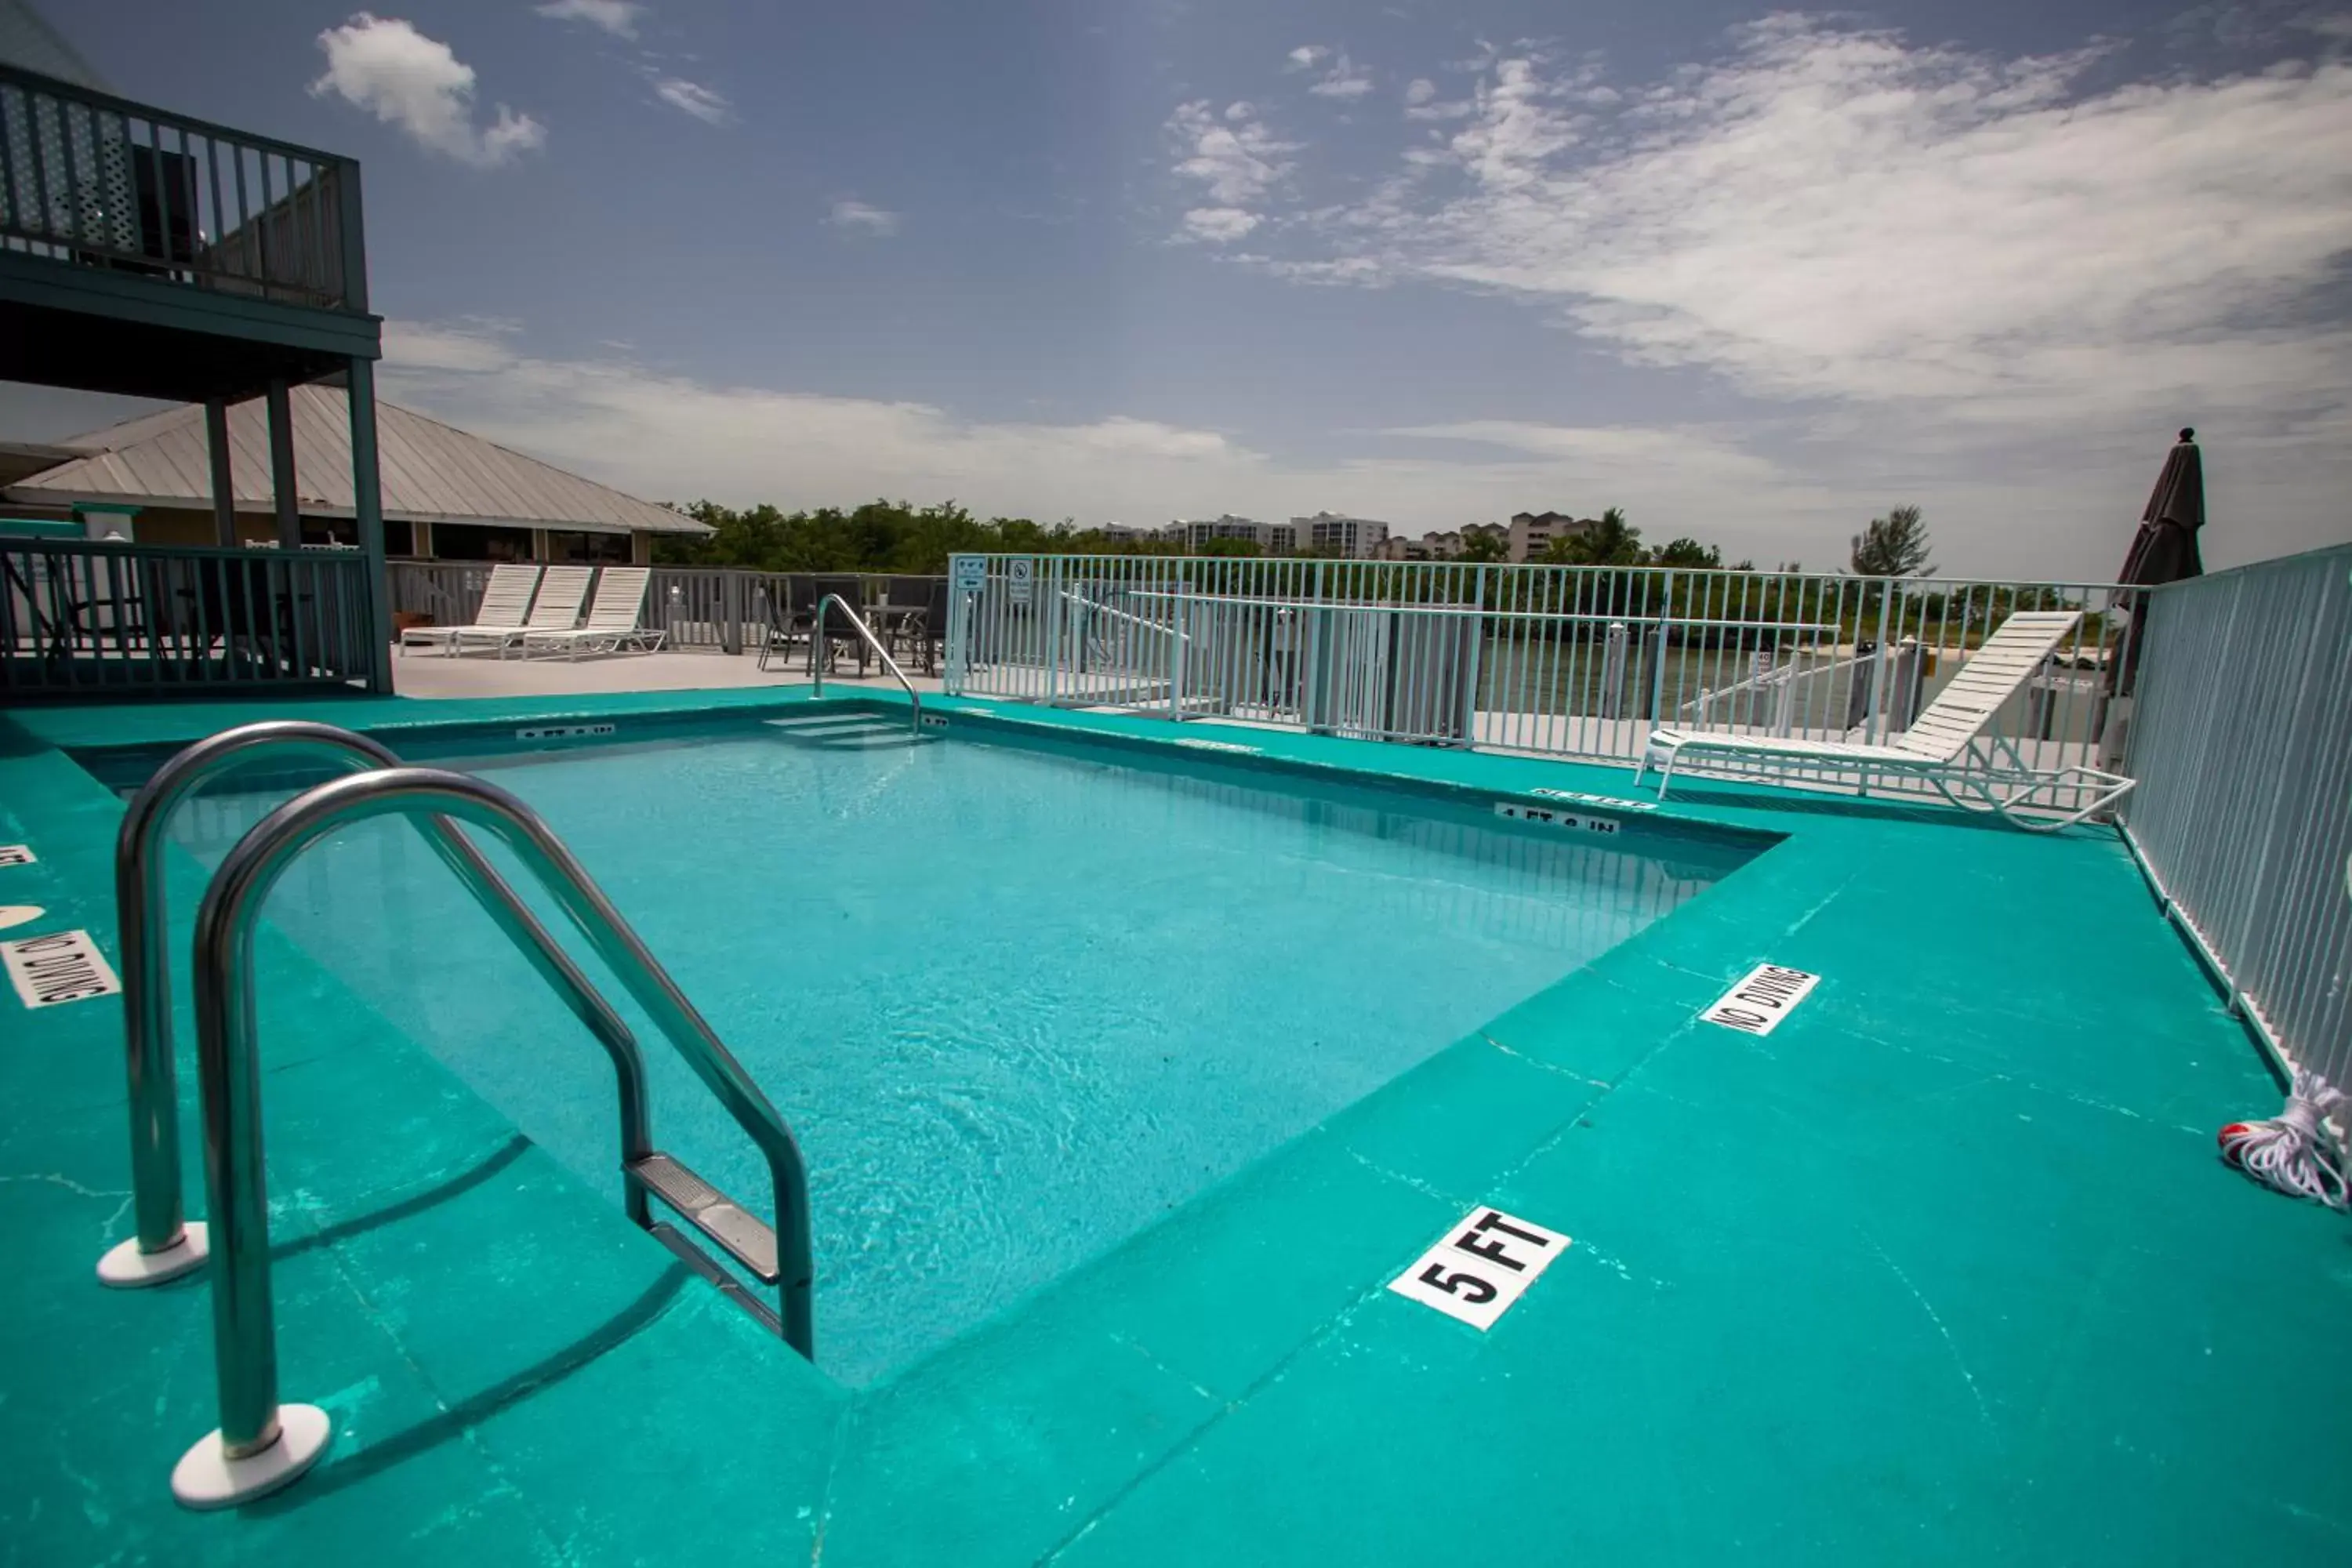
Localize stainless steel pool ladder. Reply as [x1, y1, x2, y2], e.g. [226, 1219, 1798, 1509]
[811, 593, 925, 737]
[100, 724, 815, 1506]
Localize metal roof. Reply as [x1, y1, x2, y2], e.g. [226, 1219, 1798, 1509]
[5, 385, 711, 536]
[0, 2, 113, 94]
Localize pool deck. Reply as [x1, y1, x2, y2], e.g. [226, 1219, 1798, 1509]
[2, 684, 2347, 1566]
[385, 644, 947, 699]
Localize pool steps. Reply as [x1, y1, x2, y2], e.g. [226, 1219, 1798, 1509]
[763, 710, 932, 750]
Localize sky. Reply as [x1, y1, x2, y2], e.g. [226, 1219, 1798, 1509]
[13, 0, 2352, 577]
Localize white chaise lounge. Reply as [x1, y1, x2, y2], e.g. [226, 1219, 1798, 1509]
[518, 566, 666, 659]
[397, 563, 540, 655]
[455, 564, 593, 657]
[1637, 609, 2135, 831]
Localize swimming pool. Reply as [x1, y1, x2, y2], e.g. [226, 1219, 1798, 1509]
[148, 708, 1757, 1383]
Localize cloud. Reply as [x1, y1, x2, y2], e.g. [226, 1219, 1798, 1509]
[1287, 45, 1330, 71]
[1386, 420, 1787, 482]
[368, 325, 1803, 557]
[1403, 74, 1474, 121]
[1180, 16, 2352, 568]
[383, 318, 522, 372]
[828, 199, 901, 235]
[377, 317, 2347, 574]
[1304, 24, 2352, 422]
[1308, 53, 1375, 100]
[379, 320, 1265, 517]
[535, 2, 726, 125]
[311, 14, 544, 168]
[1165, 100, 1294, 243]
[534, 0, 642, 38]
[653, 76, 729, 124]
[1182, 207, 1260, 242]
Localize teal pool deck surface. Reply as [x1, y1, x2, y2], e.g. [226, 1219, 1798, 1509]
[2, 687, 2348, 1566]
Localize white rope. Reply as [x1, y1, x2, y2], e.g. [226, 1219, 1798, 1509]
[2218, 1067, 2349, 1210]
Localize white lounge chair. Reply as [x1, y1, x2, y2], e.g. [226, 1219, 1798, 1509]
[1637, 609, 2135, 830]
[454, 564, 593, 657]
[398, 563, 540, 655]
[518, 566, 666, 659]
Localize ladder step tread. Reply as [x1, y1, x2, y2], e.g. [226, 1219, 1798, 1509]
[764, 716, 891, 732]
[627, 1152, 780, 1283]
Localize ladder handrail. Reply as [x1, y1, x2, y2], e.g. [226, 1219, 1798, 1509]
[183, 767, 815, 1487]
[107, 721, 652, 1285]
[810, 593, 924, 735]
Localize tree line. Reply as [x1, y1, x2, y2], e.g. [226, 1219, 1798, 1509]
[653, 496, 1939, 581]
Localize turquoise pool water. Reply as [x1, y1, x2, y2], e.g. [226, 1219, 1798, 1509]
[161, 718, 1752, 1382]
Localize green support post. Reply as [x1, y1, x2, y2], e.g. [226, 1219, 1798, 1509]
[346, 357, 394, 694]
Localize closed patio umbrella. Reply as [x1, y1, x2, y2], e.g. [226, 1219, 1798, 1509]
[2109, 427, 2205, 695]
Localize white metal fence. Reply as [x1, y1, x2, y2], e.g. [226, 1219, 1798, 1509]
[944, 554, 2135, 805]
[2121, 544, 2351, 1088]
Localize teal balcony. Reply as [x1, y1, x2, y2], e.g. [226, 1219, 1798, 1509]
[0, 61, 379, 402]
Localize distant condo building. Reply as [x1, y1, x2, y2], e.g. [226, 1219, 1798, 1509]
[1374, 512, 1598, 562]
[1376, 522, 1505, 561]
[1508, 510, 1595, 563]
[1291, 511, 1390, 559]
[1103, 511, 1406, 557]
[1166, 514, 1295, 552]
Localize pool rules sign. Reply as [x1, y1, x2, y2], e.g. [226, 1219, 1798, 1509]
[1388, 1207, 1572, 1330]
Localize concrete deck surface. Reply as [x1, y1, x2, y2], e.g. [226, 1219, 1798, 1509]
[390, 646, 946, 699]
[2, 688, 2344, 1567]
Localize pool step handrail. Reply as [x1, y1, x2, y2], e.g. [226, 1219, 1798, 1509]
[147, 760, 816, 1508]
[809, 592, 925, 737]
[102, 720, 652, 1290]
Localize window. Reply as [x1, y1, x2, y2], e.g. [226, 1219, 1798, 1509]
[546, 530, 633, 564]
[431, 524, 535, 562]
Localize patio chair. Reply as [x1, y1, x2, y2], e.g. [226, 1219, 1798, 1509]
[169, 556, 307, 676]
[904, 576, 950, 676]
[1636, 610, 2134, 830]
[517, 566, 666, 660]
[805, 574, 871, 677]
[452, 564, 592, 657]
[757, 575, 814, 672]
[881, 575, 931, 658]
[20, 551, 155, 670]
[398, 564, 540, 655]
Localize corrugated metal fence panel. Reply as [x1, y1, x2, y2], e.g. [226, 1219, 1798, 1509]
[2122, 545, 2352, 1087]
